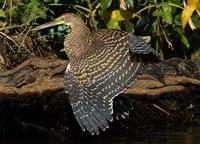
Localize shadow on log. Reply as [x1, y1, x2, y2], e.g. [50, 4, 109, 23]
[0, 57, 200, 142]
[0, 57, 200, 98]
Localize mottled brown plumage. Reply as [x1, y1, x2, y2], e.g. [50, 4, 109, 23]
[33, 13, 157, 135]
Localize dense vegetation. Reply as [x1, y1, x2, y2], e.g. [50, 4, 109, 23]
[0, 0, 200, 63]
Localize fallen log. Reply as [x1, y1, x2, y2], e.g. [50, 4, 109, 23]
[0, 57, 199, 99]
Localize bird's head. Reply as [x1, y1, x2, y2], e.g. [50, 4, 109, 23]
[32, 13, 90, 59]
[32, 13, 84, 31]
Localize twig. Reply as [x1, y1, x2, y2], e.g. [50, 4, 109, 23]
[132, 5, 156, 19]
[152, 104, 178, 118]
[73, 7, 89, 18]
[0, 32, 20, 47]
[74, 5, 91, 13]
[91, 3, 100, 30]
[2, 0, 7, 9]
[18, 28, 35, 56]
[161, 26, 174, 50]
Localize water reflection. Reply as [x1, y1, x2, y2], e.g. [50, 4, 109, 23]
[1, 126, 200, 144]
[75, 126, 200, 144]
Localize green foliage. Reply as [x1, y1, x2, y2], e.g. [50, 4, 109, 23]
[0, 0, 52, 30]
[0, 0, 200, 59]
[0, 9, 5, 18]
[16, 0, 48, 23]
[100, 0, 112, 16]
[161, 2, 173, 25]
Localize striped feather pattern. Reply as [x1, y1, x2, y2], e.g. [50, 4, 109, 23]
[34, 13, 157, 135]
[129, 35, 157, 55]
[64, 30, 153, 135]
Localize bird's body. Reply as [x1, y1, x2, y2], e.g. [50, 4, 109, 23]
[67, 29, 140, 83]
[32, 13, 157, 135]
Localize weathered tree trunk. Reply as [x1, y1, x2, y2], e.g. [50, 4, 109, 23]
[0, 57, 199, 98]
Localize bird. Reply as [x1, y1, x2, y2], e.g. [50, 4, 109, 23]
[32, 13, 157, 135]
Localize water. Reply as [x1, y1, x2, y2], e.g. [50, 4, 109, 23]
[74, 126, 200, 144]
[1, 126, 200, 144]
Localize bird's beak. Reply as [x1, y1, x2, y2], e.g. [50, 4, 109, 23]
[32, 16, 66, 31]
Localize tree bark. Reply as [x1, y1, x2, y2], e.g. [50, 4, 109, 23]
[0, 57, 199, 99]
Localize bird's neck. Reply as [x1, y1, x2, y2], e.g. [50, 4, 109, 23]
[64, 23, 91, 60]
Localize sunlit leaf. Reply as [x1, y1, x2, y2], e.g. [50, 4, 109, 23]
[161, 2, 173, 24]
[110, 10, 132, 21]
[0, 9, 6, 18]
[197, 5, 200, 15]
[152, 10, 162, 16]
[107, 18, 121, 30]
[107, 10, 133, 30]
[38, 10, 47, 19]
[182, 0, 200, 29]
[111, 10, 125, 21]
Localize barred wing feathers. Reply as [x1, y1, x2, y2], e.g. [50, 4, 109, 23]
[64, 30, 154, 135]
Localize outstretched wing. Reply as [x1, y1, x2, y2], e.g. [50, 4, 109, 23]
[129, 34, 157, 55]
[65, 57, 142, 135]
[65, 30, 155, 135]
[64, 70, 109, 135]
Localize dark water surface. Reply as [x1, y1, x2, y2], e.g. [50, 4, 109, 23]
[74, 126, 200, 144]
[1, 126, 200, 144]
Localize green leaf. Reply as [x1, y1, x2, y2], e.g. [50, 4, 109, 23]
[107, 18, 121, 30]
[101, 0, 112, 9]
[0, 9, 6, 18]
[151, 21, 157, 33]
[170, 0, 182, 5]
[174, 13, 181, 25]
[16, 2, 24, 6]
[192, 14, 200, 28]
[32, 5, 39, 13]
[152, 10, 162, 17]
[177, 28, 190, 49]
[161, 2, 173, 24]
[38, 10, 47, 19]
[100, 0, 112, 15]
[181, 35, 190, 49]
[110, 10, 132, 21]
